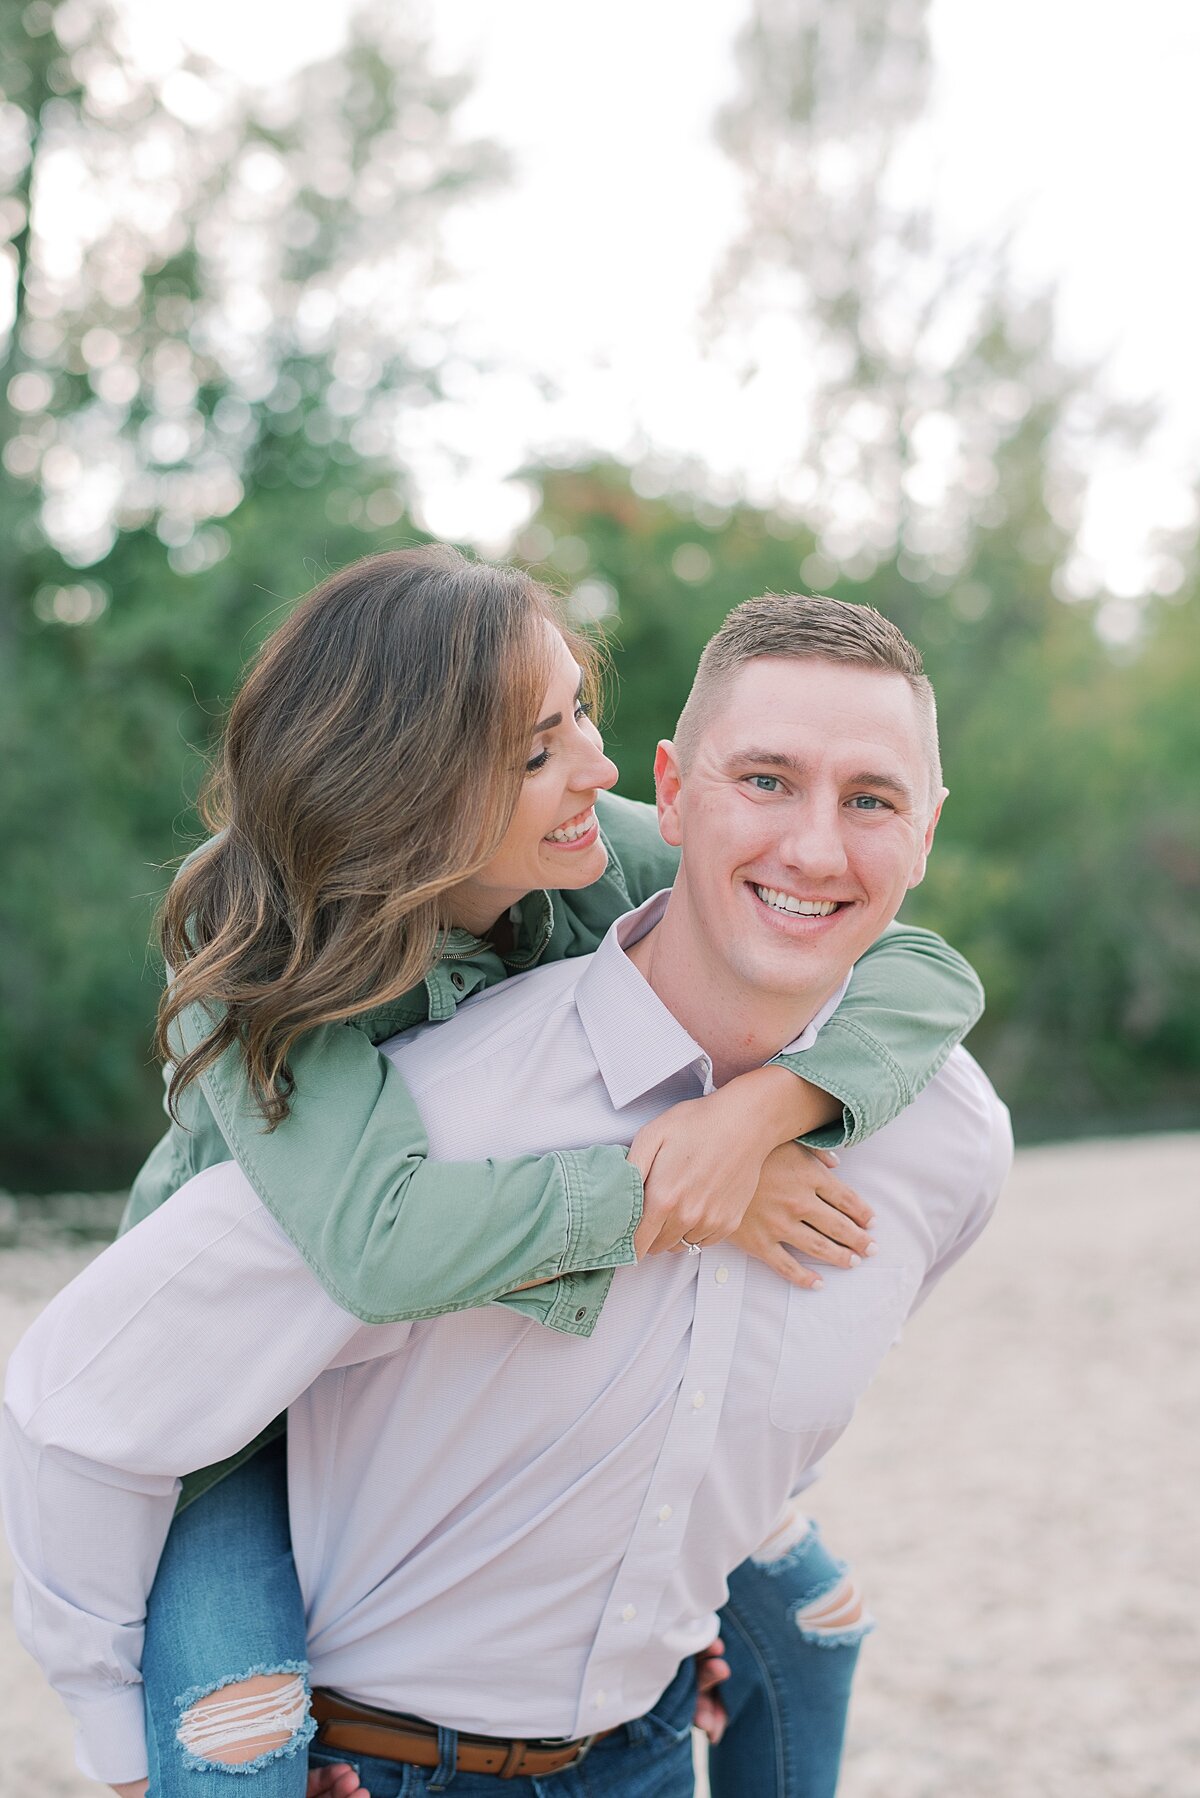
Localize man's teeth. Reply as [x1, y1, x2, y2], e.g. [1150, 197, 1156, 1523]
[545, 811, 595, 843]
[754, 887, 839, 917]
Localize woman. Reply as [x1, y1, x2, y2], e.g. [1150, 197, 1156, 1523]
[100, 547, 979, 1794]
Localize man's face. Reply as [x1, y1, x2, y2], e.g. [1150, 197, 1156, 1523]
[656, 656, 944, 1008]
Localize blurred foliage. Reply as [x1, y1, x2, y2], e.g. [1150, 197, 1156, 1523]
[1, 0, 1197, 1189]
[0, 0, 482, 1185]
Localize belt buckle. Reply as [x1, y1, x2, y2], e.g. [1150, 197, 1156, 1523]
[540, 1730, 599, 1771]
[565, 1731, 599, 1769]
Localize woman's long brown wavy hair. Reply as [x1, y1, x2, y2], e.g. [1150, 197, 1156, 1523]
[156, 545, 593, 1126]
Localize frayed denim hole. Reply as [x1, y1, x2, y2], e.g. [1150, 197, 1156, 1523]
[175, 1666, 314, 1774]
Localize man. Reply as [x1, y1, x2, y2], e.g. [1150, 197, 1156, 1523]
[3, 596, 1011, 1796]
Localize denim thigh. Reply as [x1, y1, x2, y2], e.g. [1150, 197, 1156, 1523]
[710, 1523, 871, 1798]
[142, 1437, 314, 1796]
[306, 1659, 698, 1798]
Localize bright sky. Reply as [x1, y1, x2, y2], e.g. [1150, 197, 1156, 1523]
[126, 0, 1200, 592]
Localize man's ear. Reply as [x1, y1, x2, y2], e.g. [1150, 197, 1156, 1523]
[654, 740, 685, 847]
[906, 787, 947, 890]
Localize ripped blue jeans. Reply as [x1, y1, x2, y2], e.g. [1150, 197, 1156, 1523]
[142, 1443, 869, 1797]
[142, 1438, 315, 1793]
[709, 1512, 873, 1798]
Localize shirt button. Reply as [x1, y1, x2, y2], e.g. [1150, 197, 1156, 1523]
[594, 1691, 606, 1709]
[715, 1266, 729, 1285]
[621, 1604, 637, 1622]
[574, 1308, 588, 1323]
[691, 1391, 706, 1410]
[450, 972, 465, 991]
[657, 1504, 673, 1523]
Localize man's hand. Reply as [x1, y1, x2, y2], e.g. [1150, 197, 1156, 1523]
[731, 1142, 875, 1288]
[693, 1636, 731, 1744]
[307, 1762, 369, 1798]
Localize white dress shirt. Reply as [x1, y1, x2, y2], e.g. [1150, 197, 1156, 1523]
[2, 894, 1012, 1782]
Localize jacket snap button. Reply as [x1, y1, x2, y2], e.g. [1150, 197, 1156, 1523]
[450, 972, 465, 990]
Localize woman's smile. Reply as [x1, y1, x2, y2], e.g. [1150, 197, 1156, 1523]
[543, 806, 600, 847]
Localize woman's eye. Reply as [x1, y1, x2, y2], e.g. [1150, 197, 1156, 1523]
[527, 696, 592, 771]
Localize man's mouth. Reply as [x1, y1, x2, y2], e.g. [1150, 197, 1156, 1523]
[544, 807, 597, 845]
[752, 885, 845, 918]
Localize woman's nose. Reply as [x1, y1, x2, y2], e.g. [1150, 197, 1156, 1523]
[576, 737, 619, 794]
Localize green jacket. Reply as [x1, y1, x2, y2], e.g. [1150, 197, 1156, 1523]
[126, 791, 982, 1332]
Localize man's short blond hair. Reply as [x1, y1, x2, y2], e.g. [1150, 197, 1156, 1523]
[673, 593, 943, 808]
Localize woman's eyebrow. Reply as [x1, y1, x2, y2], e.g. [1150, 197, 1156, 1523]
[532, 673, 585, 736]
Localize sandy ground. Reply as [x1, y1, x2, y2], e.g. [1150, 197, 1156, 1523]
[2, 1134, 1198, 1797]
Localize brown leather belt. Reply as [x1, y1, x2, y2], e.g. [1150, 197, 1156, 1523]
[311, 1689, 616, 1780]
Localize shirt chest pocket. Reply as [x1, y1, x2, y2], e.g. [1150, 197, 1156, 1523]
[769, 1262, 918, 1432]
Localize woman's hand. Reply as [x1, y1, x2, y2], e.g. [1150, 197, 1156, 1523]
[629, 1064, 845, 1258]
[731, 1142, 875, 1288]
[109, 1784, 148, 1798]
[630, 1087, 767, 1256]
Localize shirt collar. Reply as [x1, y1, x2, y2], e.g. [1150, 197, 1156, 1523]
[574, 889, 853, 1111]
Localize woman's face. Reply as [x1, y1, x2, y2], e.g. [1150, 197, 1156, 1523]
[447, 628, 619, 936]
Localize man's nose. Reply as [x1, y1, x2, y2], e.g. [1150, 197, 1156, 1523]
[779, 800, 849, 881]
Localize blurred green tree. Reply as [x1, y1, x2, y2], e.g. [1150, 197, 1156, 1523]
[0, 0, 501, 1186]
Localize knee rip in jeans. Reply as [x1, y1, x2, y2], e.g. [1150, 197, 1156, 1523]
[750, 1506, 815, 1568]
[791, 1576, 875, 1650]
[175, 1666, 316, 1772]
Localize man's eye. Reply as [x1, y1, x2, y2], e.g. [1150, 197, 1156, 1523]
[848, 794, 890, 811]
[748, 775, 781, 793]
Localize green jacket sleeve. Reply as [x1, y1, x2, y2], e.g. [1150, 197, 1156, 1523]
[773, 917, 985, 1149]
[137, 1010, 641, 1337]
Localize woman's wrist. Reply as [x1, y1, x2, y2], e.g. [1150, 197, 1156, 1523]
[720, 1063, 839, 1150]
